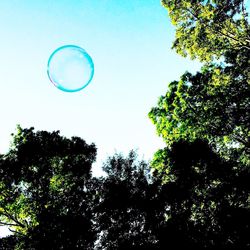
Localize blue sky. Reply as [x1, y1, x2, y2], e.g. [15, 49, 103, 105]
[0, 0, 203, 237]
[0, 1, 201, 174]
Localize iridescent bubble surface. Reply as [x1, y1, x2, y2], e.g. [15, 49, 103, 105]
[47, 45, 94, 92]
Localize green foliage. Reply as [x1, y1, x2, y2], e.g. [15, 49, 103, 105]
[0, 1, 249, 249]
[149, 58, 249, 159]
[0, 126, 97, 249]
[150, 1, 249, 165]
[149, 1, 249, 248]
[0, 129, 249, 248]
[161, 0, 250, 62]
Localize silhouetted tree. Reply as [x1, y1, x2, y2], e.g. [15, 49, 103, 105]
[0, 2, 249, 248]
[0, 125, 97, 249]
[153, 139, 249, 248]
[93, 151, 166, 250]
[149, 1, 249, 248]
[0, 235, 18, 249]
[0, 127, 249, 249]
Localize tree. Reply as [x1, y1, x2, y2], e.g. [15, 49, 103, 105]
[149, 0, 249, 248]
[161, 0, 250, 62]
[92, 144, 249, 248]
[0, 235, 18, 249]
[149, 60, 249, 162]
[0, 126, 249, 248]
[0, 126, 97, 249]
[152, 139, 250, 248]
[93, 151, 167, 249]
[149, 0, 249, 163]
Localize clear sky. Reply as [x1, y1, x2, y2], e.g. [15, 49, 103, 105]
[0, 0, 201, 174]
[0, 0, 203, 237]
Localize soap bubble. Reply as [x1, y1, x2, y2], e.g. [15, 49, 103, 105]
[47, 45, 94, 92]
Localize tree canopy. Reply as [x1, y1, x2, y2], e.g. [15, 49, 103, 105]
[148, 0, 249, 247]
[0, 128, 169, 249]
[0, 127, 249, 249]
[149, 59, 249, 162]
[0, 0, 249, 249]
[0, 126, 97, 249]
[150, 0, 249, 164]
[161, 0, 250, 62]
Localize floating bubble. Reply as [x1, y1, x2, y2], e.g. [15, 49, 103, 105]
[47, 45, 94, 92]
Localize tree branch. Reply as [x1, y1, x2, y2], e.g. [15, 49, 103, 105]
[9, 228, 25, 236]
[185, 6, 250, 50]
[0, 221, 19, 227]
[1, 210, 26, 228]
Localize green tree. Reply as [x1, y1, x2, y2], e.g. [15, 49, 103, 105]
[149, 60, 249, 162]
[149, 0, 249, 164]
[0, 126, 97, 249]
[161, 0, 250, 62]
[149, 0, 249, 248]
